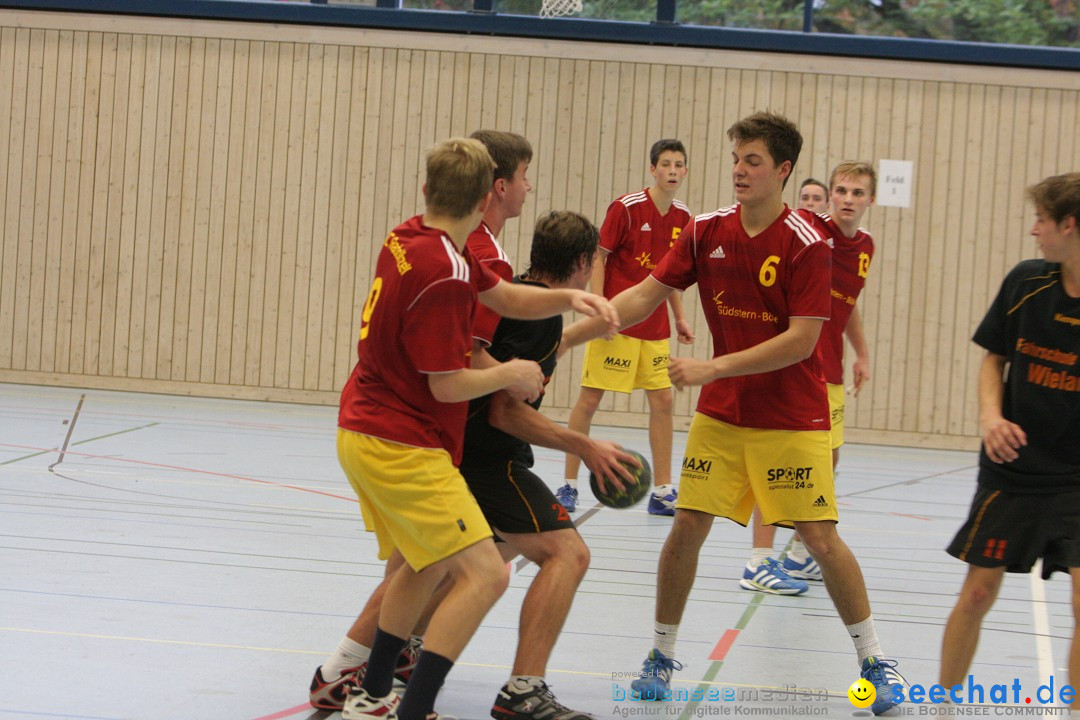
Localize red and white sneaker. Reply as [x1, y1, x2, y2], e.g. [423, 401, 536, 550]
[309, 665, 362, 710]
[342, 687, 400, 720]
[395, 636, 423, 684]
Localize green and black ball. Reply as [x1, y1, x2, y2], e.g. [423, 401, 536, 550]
[589, 450, 652, 509]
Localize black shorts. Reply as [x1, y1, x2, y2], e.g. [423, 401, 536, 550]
[459, 458, 576, 535]
[947, 483, 1080, 579]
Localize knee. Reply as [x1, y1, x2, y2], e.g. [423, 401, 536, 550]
[648, 389, 673, 414]
[569, 537, 591, 578]
[957, 580, 999, 616]
[671, 510, 712, 548]
[795, 523, 839, 560]
[462, 548, 510, 603]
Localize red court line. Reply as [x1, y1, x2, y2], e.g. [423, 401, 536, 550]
[890, 512, 932, 521]
[709, 628, 740, 661]
[0, 442, 356, 502]
[250, 701, 313, 720]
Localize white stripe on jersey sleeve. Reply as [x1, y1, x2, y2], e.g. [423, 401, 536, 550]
[481, 224, 512, 264]
[785, 211, 823, 247]
[441, 236, 470, 283]
[620, 191, 648, 207]
[673, 199, 691, 214]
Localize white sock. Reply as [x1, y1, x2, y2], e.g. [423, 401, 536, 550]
[323, 636, 370, 678]
[787, 540, 808, 562]
[750, 547, 772, 567]
[564, 478, 578, 489]
[846, 615, 884, 664]
[654, 621, 679, 658]
[506, 675, 544, 692]
[653, 483, 674, 497]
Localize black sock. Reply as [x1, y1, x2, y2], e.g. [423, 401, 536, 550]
[361, 628, 408, 698]
[397, 650, 454, 720]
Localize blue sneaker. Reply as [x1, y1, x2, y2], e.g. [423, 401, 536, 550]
[555, 484, 578, 513]
[647, 487, 677, 516]
[739, 558, 808, 595]
[782, 554, 822, 581]
[860, 656, 907, 715]
[630, 649, 682, 701]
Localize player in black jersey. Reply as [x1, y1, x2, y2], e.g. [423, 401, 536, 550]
[940, 173, 1080, 705]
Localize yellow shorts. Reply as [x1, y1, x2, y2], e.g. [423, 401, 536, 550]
[337, 429, 493, 572]
[828, 383, 845, 450]
[581, 334, 671, 393]
[677, 414, 838, 527]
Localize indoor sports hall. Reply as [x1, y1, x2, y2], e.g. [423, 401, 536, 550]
[1, 1, 1078, 719]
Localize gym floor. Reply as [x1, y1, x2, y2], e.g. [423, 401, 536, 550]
[0, 384, 1072, 719]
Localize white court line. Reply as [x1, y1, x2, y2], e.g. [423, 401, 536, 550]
[1029, 559, 1058, 703]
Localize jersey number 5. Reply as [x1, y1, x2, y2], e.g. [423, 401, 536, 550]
[759, 255, 780, 287]
[857, 252, 871, 279]
[359, 277, 384, 341]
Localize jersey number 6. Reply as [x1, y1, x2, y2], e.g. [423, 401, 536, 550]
[758, 255, 780, 287]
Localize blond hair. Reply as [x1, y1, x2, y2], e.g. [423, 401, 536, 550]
[829, 161, 877, 197]
[425, 138, 496, 219]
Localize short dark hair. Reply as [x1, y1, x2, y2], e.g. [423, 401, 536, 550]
[469, 130, 533, 184]
[1027, 173, 1080, 227]
[800, 177, 827, 193]
[727, 112, 803, 187]
[650, 139, 687, 168]
[526, 211, 599, 283]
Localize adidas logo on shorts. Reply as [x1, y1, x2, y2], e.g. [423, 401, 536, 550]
[812, 495, 828, 508]
[709, 244, 726, 259]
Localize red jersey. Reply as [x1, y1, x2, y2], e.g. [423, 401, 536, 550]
[466, 222, 515, 347]
[600, 188, 692, 340]
[338, 215, 500, 464]
[652, 204, 832, 431]
[810, 214, 875, 385]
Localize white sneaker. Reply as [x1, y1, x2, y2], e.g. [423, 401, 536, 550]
[342, 687, 400, 720]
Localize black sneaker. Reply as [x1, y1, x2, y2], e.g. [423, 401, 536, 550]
[491, 680, 595, 720]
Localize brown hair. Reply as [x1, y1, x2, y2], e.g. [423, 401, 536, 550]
[650, 139, 687, 167]
[424, 138, 496, 219]
[1027, 173, 1080, 227]
[469, 130, 533, 184]
[727, 111, 802, 187]
[527, 211, 599, 283]
[829, 161, 877, 197]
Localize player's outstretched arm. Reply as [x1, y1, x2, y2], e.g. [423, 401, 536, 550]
[978, 351, 1027, 463]
[487, 391, 637, 491]
[561, 276, 673, 354]
[428, 359, 544, 405]
[668, 292, 695, 345]
[668, 316, 823, 390]
[479, 281, 618, 334]
[844, 305, 871, 395]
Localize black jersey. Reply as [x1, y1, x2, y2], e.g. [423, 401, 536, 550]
[463, 277, 561, 467]
[973, 259, 1080, 492]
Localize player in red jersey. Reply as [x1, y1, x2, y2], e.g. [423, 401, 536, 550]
[332, 138, 617, 720]
[561, 139, 694, 516]
[466, 130, 533, 351]
[563, 113, 905, 716]
[742, 162, 877, 593]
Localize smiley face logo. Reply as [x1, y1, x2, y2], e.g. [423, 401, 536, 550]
[847, 678, 876, 709]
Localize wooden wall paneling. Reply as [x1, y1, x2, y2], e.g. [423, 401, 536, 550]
[806, 73, 830, 189]
[173, 36, 204, 381]
[226, 39, 257, 386]
[367, 48, 396, 298]
[1005, 89, 1032, 275]
[900, 80, 936, 433]
[9, 28, 34, 371]
[333, 46, 368, 387]
[290, 41, 321, 390]
[187, 37, 221, 384]
[300, 42, 332, 391]
[157, 35, 187, 380]
[28, 29, 54, 373]
[318, 45, 350, 392]
[130, 33, 161, 379]
[274, 41, 306, 388]
[204, 38, 237, 386]
[1061, 91, 1078, 172]
[864, 77, 897, 431]
[0, 27, 16, 370]
[114, 33, 145, 378]
[245, 41, 275, 387]
[448, 52, 468, 138]
[47, 30, 75, 374]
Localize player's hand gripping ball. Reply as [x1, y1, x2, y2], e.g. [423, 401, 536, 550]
[589, 450, 651, 509]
